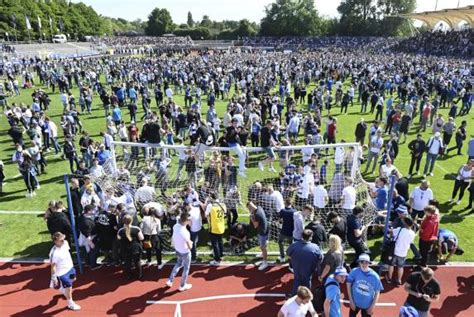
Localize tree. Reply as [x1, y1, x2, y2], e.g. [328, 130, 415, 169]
[145, 7, 174, 36]
[234, 19, 257, 37]
[259, 0, 323, 36]
[336, 0, 415, 36]
[187, 11, 194, 27]
[200, 15, 212, 28]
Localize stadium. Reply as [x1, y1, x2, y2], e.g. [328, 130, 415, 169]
[0, 0, 473, 316]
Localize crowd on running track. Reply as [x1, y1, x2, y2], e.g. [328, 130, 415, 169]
[0, 30, 472, 316]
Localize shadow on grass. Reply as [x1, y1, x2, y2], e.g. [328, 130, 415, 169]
[13, 241, 52, 259]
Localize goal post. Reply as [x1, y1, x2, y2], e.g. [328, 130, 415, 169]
[94, 140, 375, 255]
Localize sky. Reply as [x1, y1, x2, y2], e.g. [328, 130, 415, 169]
[72, 0, 474, 23]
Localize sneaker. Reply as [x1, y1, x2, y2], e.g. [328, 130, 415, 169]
[255, 252, 263, 258]
[258, 261, 269, 271]
[258, 161, 264, 171]
[406, 174, 412, 179]
[165, 280, 173, 288]
[146, 261, 152, 267]
[158, 263, 165, 270]
[209, 260, 220, 266]
[25, 192, 32, 198]
[178, 284, 192, 292]
[423, 174, 427, 178]
[277, 257, 286, 263]
[429, 173, 434, 176]
[238, 171, 247, 178]
[67, 302, 81, 311]
[448, 199, 454, 203]
[385, 276, 392, 284]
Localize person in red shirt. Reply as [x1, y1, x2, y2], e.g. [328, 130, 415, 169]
[419, 103, 433, 132]
[327, 118, 337, 144]
[418, 205, 439, 267]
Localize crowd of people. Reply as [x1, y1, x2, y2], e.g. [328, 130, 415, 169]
[1, 31, 472, 315]
[394, 29, 474, 57]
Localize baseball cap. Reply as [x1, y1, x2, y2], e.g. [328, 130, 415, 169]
[399, 306, 419, 317]
[334, 266, 348, 276]
[396, 205, 409, 215]
[357, 253, 371, 263]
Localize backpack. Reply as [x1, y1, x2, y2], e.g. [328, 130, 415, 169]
[312, 281, 338, 313]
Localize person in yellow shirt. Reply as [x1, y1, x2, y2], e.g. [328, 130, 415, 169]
[205, 192, 227, 266]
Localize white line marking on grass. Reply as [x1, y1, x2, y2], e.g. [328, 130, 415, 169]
[0, 210, 43, 215]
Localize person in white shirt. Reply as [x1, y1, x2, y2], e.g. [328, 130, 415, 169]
[49, 232, 81, 311]
[186, 202, 203, 262]
[334, 145, 345, 174]
[134, 179, 156, 207]
[313, 181, 328, 210]
[379, 157, 397, 178]
[278, 286, 316, 317]
[269, 185, 285, 213]
[89, 159, 104, 179]
[409, 180, 434, 221]
[387, 217, 416, 285]
[364, 130, 383, 174]
[423, 132, 444, 177]
[166, 212, 193, 292]
[341, 177, 357, 215]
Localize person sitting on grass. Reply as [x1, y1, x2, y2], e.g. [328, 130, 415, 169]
[229, 222, 251, 254]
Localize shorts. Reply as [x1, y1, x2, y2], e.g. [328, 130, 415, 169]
[288, 132, 298, 139]
[258, 234, 269, 247]
[411, 209, 424, 220]
[58, 267, 76, 288]
[264, 147, 276, 159]
[391, 255, 406, 267]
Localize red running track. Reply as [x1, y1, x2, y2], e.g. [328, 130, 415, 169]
[0, 262, 473, 316]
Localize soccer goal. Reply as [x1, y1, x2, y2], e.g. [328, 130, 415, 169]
[94, 140, 376, 254]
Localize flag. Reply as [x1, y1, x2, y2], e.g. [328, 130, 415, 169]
[11, 14, 16, 27]
[37, 16, 42, 29]
[25, 15, 32, 30]
[49, 15, 52, 28]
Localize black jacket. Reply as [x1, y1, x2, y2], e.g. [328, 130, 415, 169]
[47, 212, 72, 236]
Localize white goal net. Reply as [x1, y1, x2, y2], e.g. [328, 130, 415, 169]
[94, 141, 376, 254]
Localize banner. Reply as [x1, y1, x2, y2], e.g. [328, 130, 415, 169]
[25, 15, 32, 30]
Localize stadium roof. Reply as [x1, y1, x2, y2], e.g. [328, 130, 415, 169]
[399, 5, 474, 29]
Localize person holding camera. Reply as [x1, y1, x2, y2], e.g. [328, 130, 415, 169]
[402, 267, 440, 317]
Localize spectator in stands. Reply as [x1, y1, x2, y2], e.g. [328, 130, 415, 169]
[347, 254, 383, 317]
[387, 217, 416, 285]
[418, 205, 439, 268]
[287, 229, 322, 296]
[403, 267, 440, 317]
[166, 212, 193, 291]
[278, 286, 316, 317]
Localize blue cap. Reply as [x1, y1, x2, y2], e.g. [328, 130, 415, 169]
[397, 205, 409, 215]
[334, 266, 348, 276]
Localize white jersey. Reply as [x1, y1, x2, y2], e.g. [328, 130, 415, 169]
[49, 241, 74, 277]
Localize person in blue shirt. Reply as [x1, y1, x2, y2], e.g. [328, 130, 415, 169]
[437, 228, 462, 263]
[370, 177, 388, 211]
[111, 104, 122, 126]
[278, 198, 295, 263]
[347, 254, 383, 317]
[324, 266, 349, 317]
[287, 229, 323, 296]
